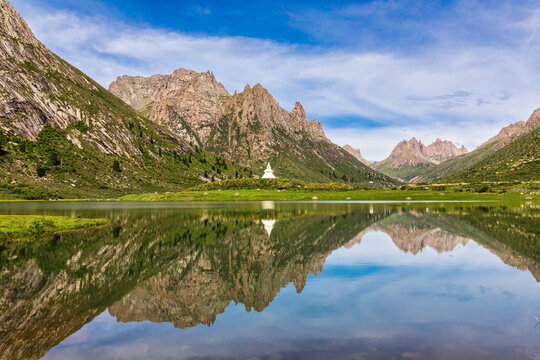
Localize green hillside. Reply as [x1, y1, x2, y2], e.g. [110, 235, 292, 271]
[413, 141, 500, 183]
[0, 0, 252, 199]
[445, 126, 540, 183]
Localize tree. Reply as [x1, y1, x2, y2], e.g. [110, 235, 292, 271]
[36, 165, 46, 177]
[112, 160, 121, 173]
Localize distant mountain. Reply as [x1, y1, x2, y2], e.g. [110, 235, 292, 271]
[0, 0, 245, 198]
[372, 138, 467, 181]
[343, 145, 370, 166]
[110, 70, 395, 184]
[415, 108, 540, 183]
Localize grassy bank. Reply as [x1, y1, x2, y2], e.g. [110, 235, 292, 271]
[120, 188, 539, 202]
[0, 215, 109, 244]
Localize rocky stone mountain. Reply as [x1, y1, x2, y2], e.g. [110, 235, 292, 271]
[343, 145, 370, 166]
[376, 137, 468, 169]
[0, 0, 250, 198]
[0, 0, 172, 156]
[372, 137, 467, 181]
[110, 70, 394, 184]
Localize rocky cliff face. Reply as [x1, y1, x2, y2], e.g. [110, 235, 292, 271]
[109, 73, 329, 149]
[0, 0, 160, 156]
[109, 69, 230, 145]
[109, 70, 393, 184]
[343, 145, 370, 166]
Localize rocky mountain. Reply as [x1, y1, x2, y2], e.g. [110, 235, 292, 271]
[0, 0, 250, 198]
[372, 137, 467, 181]
[343, 145, 370, 165]
[110, 70, 394, 184]
[415, 108, 540, 183]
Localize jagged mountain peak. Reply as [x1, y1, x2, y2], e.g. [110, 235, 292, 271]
[373, 137, 468, 180]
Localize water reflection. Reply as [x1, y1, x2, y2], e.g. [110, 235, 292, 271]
[0, 202, 538, 359]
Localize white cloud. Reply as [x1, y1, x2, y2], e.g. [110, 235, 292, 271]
[10, 1, 540, 160]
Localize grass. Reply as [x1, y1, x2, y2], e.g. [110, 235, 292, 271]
[120, 188, 539, 202]
[0, 215, 109, 243]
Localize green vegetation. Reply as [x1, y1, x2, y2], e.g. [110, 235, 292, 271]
[376, 163, 434, 181]
[120, 186, 538, 202]
[204, 111, 396, 186]
[0, 28, 254, 199]
[446, 126, 540, 183]
[193, 178, 382, 191]
[0, 215, 108, 244]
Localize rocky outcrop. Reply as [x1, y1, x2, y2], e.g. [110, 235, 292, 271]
[109, 69, 229, 145]
[424, 138, 468, 162]
[343, 145, 370, 166]
[110, 73, 330, 154]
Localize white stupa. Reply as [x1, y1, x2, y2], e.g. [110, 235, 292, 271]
[261, 163, 276, 179]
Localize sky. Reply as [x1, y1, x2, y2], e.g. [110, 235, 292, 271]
[9, 0, 540, 160]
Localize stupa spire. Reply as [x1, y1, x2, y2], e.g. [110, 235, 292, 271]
[262, 163, 276, 179]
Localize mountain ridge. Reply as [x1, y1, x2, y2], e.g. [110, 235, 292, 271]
[110, 69, 395, 184]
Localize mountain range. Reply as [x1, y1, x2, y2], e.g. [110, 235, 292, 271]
[344, 109, 539, 183]
[109, 70, 391, 184]
[0, 0, 392, 200]
[0, 0, 538, 199]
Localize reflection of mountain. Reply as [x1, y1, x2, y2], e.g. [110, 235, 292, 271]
[0, 203, 537, 359]
[345, 212, 470, 254]
[109, 209, 388, 327]
[345, 208, 540, 281]
[0, 206, 389, 359]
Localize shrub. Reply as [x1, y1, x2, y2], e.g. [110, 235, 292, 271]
[36, 165, 46, 177]
[112, 160, 121, 173]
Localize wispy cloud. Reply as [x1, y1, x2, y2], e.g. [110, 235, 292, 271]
[10, 0, 540, 160]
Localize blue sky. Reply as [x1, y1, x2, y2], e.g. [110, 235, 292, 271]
[10, 0, 540, 160]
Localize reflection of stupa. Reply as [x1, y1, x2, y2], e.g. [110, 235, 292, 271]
[261, 219, 276, 235]
[261, 163, 276, 179]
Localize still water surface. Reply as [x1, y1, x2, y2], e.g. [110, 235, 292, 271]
[0, 201, 539, 360]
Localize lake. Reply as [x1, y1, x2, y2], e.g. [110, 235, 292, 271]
[0, 201, 539, 360]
